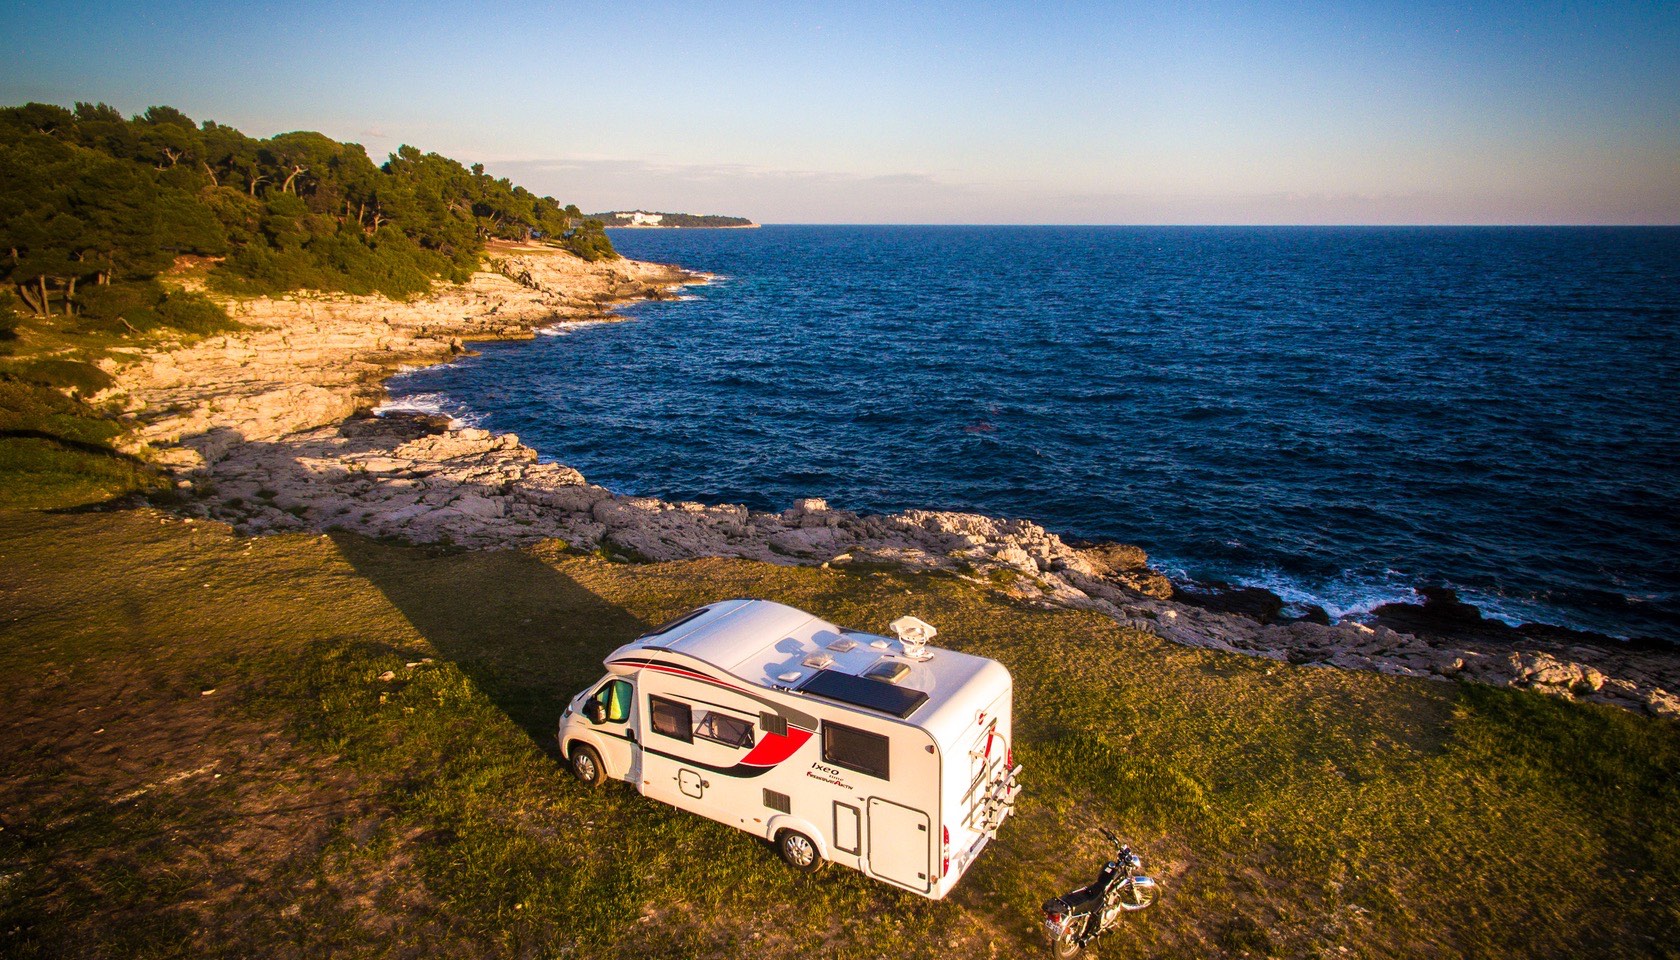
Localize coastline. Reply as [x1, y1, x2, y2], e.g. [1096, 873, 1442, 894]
[100, 244, 1680, 718]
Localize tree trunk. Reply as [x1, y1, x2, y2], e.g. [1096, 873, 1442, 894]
[17, 281, 44, 315]
[40, 275, 51, 317]
[201, 160, 219, 186]
[65, 276, 77, 315]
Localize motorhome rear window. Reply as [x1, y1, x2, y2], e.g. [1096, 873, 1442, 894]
[649, 696, 692, 743]
[800, 669, 929, 719]
[823, 722, 890, 780]
[639, 607, 711, 640]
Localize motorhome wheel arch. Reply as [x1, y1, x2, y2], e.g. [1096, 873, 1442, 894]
[557, 599, 1023, 899]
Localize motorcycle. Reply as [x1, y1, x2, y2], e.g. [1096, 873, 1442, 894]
[1041, 829, 1160, 958]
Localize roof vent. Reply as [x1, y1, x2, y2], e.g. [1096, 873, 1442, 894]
[889, 616, 937, 661]
[802, 653, 835, 670]
[826, 637, 858, 653]
[863, 661, 911, 684]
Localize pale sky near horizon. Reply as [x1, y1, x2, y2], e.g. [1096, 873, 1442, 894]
[2, 0, 1676, 224]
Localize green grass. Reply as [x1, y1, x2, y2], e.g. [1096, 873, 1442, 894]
[1, 509, 1676, 959]
[0, 436, 154, 509]
[0, 287, 240, 511]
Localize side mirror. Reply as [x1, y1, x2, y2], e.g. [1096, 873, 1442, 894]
[585, 701, 607, 724]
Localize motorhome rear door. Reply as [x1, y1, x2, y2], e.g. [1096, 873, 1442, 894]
[868, 797, 931, 892]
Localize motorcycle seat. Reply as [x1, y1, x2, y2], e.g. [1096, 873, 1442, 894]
[1046, 884, 1104, 915]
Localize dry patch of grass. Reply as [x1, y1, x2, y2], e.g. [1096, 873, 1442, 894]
[1, 509, 1676, 959]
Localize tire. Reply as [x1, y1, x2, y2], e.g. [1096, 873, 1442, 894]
[1049, 927, 1086, 959]
[1115, 876, 1159, 911]
[568, 743, 605, 787]
[776, 829, 824, 873]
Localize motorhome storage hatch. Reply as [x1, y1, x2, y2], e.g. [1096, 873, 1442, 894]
[557, 599, 1023, 899]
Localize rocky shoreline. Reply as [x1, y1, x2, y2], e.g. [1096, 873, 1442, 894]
[99, 245, 1679, 718]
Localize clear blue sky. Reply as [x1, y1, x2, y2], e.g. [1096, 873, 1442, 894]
[3, 0, 1676, 223]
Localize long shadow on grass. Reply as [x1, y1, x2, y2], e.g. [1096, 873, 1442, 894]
[332, 531, 649, 758]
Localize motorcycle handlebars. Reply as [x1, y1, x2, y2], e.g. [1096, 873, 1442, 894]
[1098, 827, 1121, 848]
[1097, 827, 1139, 865]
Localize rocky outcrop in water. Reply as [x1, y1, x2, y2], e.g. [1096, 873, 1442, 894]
[103, 246, 1680, 720]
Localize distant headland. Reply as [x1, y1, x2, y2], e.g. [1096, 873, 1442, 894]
[592, 210, 759, 229]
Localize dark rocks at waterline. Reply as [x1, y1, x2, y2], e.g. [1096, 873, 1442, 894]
[1295, 604, 1333, 626]
[1372, 587, 1486, 632]
[1369, 587, 1663, 652]
[1170, 582, 1333, 627]
[1174, 583, 1286, 624]
[340, 410, 453, 443]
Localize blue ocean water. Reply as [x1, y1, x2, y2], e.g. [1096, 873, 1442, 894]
[391, 226, 1680, 639]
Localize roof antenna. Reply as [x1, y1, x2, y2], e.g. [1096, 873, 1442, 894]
[889, 616, 937, 661]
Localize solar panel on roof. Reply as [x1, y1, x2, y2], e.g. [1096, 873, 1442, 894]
[798, 668, 929, 719]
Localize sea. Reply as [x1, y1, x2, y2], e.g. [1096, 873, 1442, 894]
[388, 226, 1680, 640]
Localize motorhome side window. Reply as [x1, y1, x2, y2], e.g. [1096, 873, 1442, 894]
[694, 711, 755, 749]
[649, 696, 693, 743]
[592, 679, 631, 722]
[822, 722, 890, 780]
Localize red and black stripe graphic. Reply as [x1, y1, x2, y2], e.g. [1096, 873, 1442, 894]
[609, 655, 816, 779]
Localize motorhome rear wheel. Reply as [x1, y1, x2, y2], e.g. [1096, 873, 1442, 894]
[778, 829, 824, 872]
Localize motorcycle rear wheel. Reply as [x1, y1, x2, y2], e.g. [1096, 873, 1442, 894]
[1049, 927, 1088, 959]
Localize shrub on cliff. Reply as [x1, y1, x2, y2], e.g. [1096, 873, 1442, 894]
[1, 358, 113, 397]
[73, 281, 238, 337]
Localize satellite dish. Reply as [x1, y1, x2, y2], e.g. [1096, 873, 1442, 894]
[889, 615, 937, 660]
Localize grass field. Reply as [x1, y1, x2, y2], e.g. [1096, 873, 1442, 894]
[0, 294, 239, 513]
[2, 506, 1675, 959]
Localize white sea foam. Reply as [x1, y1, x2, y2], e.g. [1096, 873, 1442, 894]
[372, 392, 481, 429]
[1155, 558, 1625, 633]
[1158, 560, 1421, 623]
[1246, 569, 1417, 621]
[537, 319, 616, 337]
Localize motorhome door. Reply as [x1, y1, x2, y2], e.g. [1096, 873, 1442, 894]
[868, 797, 931, 893]
[586, 677, 639, 781]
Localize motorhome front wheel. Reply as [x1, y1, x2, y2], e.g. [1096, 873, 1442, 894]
[778, 830, 824, 873]
[569, 744, 604, 787]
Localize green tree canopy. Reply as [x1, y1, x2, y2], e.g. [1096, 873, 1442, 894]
[0, 101, 616, 312]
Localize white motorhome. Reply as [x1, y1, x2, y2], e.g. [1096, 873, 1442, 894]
[557, 599, 1022, 899]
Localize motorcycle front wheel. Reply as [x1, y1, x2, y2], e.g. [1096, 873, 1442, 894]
[1115, 875, 1159, 911]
